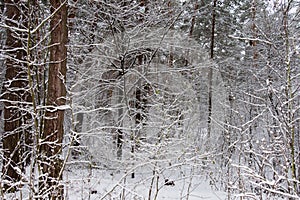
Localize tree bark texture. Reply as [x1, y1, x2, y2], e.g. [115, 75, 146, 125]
[40, 0, 67, 198]
[1, 0, 32, 191]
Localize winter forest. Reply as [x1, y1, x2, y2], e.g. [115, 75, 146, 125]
[0, 0, 299, 199]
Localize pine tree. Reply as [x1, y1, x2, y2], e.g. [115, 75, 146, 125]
[1, 0, 32, 192]
[39, 0, 68, 198]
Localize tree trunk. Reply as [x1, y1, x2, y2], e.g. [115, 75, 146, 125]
[117, 86, 124, 159]
[1, 0, 31, 192]
[283, 1, 297, 194]
[207, 0, 217, 145]
[40, 0, 68, 198]
[248, 0, 257, 169]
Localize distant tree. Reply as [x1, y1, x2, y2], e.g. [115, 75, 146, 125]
[207, 0, 217, 144]
[227, 0, 300, 198]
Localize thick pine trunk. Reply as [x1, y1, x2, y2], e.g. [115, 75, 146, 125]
[1, 0, 32, 192]
[40, 0, 67, 198]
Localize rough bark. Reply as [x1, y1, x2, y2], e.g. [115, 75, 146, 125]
[1, 0, 31, 192]
[40, 0, 68, 198]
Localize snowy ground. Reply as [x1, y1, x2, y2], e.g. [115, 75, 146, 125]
[65, 164, 227, 200]
[3, 162, 289, 200]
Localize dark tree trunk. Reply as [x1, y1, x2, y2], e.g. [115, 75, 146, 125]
[207, 0, 217, 143]
[40, 0, 68, 198]
[189, 2, 198, 37]
[1, 0, 32, 192]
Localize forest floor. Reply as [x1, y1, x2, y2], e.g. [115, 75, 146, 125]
[65, 164, 227, 200]
[2, 162, 288, 200]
